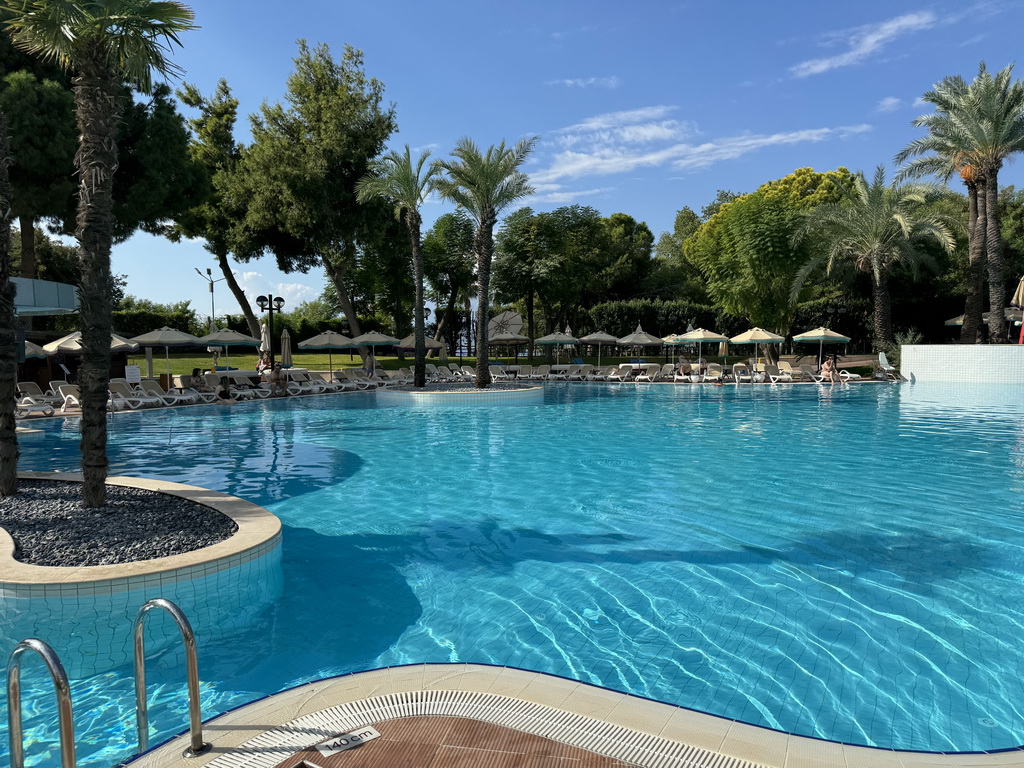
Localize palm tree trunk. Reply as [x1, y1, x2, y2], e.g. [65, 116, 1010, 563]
[984, 171, 1007, 341]
[0, 110, 20, 496]
[872, 265, 895, 350]
[18, 215, 37, 279]
[474, 213, 496, 388]
[464, 295, 473, 355]
[434, 288, 458, 351]
[525, 286, 534, 363]
[217, 250, 261, 338]
[961, 182, 986, 343]
[406, 210, 427, 388]
[75, 47, 124, 508]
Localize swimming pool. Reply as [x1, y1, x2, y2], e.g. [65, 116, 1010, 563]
[6, 382, 1024, 765]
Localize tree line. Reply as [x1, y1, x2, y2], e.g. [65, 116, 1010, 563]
[1, 1, 1022, 506]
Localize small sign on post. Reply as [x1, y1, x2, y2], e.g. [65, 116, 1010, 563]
[314, 726, 381, 756]
[124, 365, 142, 384]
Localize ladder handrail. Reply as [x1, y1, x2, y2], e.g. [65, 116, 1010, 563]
[7, 638, 76, 768]
[133, 598, 208, 757]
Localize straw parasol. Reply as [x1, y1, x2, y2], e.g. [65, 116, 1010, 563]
[792, 327, 851, 367]
[299, 330, 355, 372]
[579, 330, 617, 367]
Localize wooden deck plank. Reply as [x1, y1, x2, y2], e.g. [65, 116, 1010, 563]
[271, 716, 636, 767]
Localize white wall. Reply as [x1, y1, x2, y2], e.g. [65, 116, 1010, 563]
[901, 344, 1024, 383]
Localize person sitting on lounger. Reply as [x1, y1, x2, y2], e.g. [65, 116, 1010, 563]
[268, 363, 289, 396]
[188, 368, 213, 392]
[214, 377, 237, 404]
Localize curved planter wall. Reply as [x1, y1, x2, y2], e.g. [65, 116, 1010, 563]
[0, 473, 282, 678]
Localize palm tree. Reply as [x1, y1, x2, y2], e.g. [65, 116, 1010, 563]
[0, 107, 19, 496]
[792, 167, 955, 350]
[356, 146, 440, 388]
[435, 137, 536, 388]
[896, 63, 1024, 342]
[5, 1, 196, 507]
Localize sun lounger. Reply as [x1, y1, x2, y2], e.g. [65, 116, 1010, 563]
[343, 369, 382, 390]
[731, 363, 752, 383]
[765, 364, 792, 383]
[673, 363, 693, 382]
[606, 366, 631, 382]
[878, 352, 900, 381]
[702, 364, 724, 383]
[778, 361, 800, 380]
[15, 397, 55, 418]
[569, 365, 593, 380]
[839, 369, 862, 381]
[139, 380, 198, 405]
[17, 382, 62, 406]
[635, 364, 661, 383]
[109, 381, 162, 408]
[528, 365, 550, 380]
[799, 364, 824, 383]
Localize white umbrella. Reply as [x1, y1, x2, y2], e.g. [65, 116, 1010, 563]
[671, 328, 730, 367]
[198, 328, 261, 368]
[23, 341, 50, 360]
[43, 331, 140, 354]
[1012, 275, 1024, 344]
[792, 326, 851, 368]
[579, 330, 617, 367]
[487, 309, 524, 336]
[730, 327, 785, 374]
[280, 328, 293, 369]
[131, 327, 202, 377]
[299, 330, 355, 373]
[259, 323, 271, 355]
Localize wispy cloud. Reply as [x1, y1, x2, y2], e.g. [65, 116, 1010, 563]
[876, 96, 902, 113]
[552, 106, 694, 149]
[237, 271, 319, 307]
[545, 76, 622, 89]
[533, 108, 871, 185]
[790, 12, 936, 78]
[958, 32, 985, 47]
[532, 187, 614, 204]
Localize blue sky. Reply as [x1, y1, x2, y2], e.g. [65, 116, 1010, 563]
[118, 0, 1024, 321]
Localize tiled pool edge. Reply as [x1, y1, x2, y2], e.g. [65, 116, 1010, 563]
[0, 472, 281, 594]
[376, 385, 545, 406]
[121, 664, 1024, 768]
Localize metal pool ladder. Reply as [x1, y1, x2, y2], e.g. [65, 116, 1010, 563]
[7, 637, 77, 768]
[134, 597, 210, 757]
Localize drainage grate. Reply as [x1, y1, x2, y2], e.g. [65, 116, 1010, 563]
[203, 689, 765, 768]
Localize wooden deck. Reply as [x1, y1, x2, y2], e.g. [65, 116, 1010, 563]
[272, 716, 634, 767]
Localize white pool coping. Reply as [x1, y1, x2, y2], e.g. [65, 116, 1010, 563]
[120, 664, 1024, 768]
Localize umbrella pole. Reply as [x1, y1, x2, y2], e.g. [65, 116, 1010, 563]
[165, 346, 170, 378]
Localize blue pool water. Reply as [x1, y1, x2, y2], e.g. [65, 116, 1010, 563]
[5, 382, 1024, 764]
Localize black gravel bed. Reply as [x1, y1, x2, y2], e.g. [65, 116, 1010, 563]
[389, 382, 538, 393]
[0, 480, 238, 567]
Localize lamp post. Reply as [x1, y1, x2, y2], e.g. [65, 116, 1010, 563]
[256, 294, 286, 366]
[195, 267, 226, 332]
